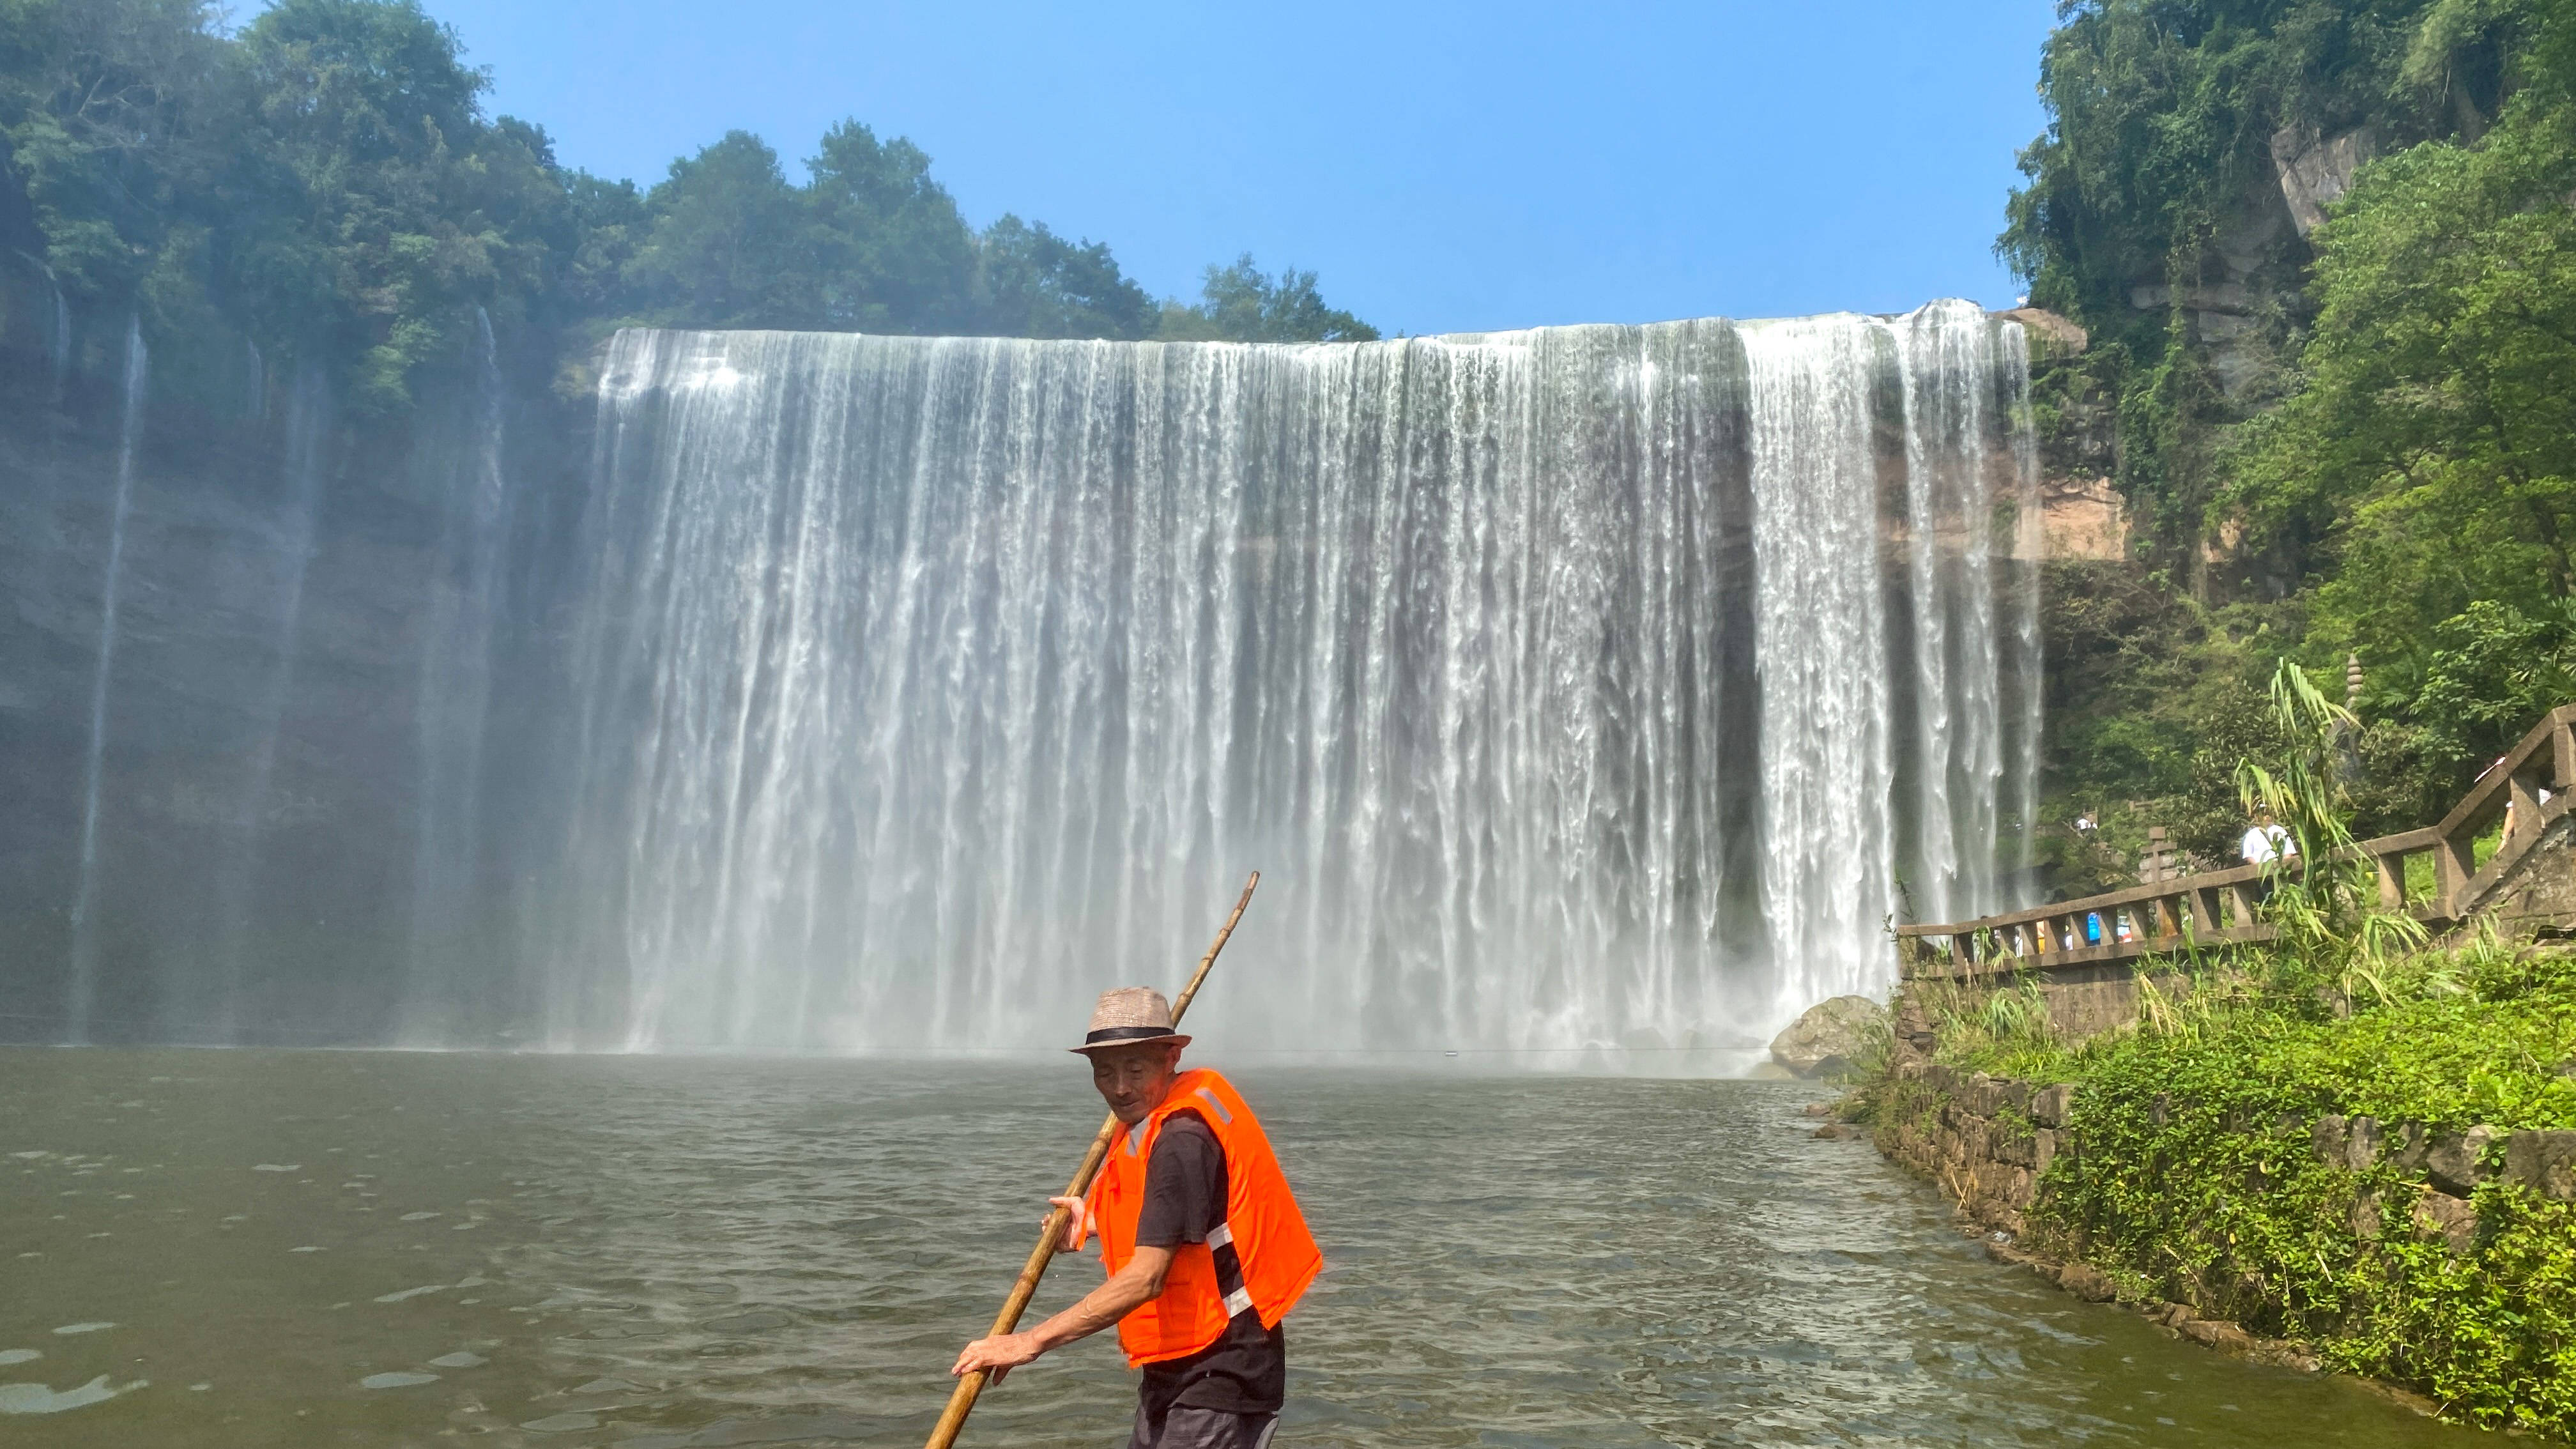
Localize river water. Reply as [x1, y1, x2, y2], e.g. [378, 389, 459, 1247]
[0, 1051, 2486, 1446]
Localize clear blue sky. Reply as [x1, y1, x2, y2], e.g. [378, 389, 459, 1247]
[414, 1, 2060, 337]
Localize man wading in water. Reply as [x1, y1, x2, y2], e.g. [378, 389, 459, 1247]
[951, 987, 1321, 1448]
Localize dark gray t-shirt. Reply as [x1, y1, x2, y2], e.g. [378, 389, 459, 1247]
[1132, 1111, 1286, 1416]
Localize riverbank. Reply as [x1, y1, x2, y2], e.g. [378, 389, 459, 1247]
[1857, 930, 2576, 1438]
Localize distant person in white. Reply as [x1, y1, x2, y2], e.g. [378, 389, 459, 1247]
[2491, 752, 2554, 839]
[2241, 815, 2296, 866]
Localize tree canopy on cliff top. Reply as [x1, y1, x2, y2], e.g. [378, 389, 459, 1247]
[0, 0, 1377, 416]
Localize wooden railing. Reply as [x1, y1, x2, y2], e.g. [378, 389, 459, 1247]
[1900, 705, 2576, 979]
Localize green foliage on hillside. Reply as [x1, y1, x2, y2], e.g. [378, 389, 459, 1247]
[2232, 84, 2576, 669]
[1908, 924, 2576, 1434]
[2010, 0, 2576, 885]
[0, 0, 1376, 418]
[2044, 961, 2576, 1433]
[2002, 0, 2520, 551]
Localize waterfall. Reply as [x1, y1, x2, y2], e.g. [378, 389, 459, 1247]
[204, 365, 331, 1039]
[402, 309, 513, 1040]
[1891, 305, 2020, 926]
[1740, 314, 1897, 1022]
[546, 301, 2040, 1055]
[2002, 327, 2046, 879]
[64, 317, 148, 1043]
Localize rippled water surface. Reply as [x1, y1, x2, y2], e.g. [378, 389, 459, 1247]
[0, 1051, 2495, 1446]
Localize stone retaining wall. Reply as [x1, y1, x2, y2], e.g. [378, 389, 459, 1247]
[1882, 1057, 2576, 1238]
[1876, 1059, 2073, 1236]
[1875, 1057, 2576, 1335]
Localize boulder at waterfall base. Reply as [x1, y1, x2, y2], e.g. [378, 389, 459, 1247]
[1768, 996, 1887, 1078]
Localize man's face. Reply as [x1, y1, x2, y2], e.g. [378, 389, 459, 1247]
[1089, 1043, 1181, 1125]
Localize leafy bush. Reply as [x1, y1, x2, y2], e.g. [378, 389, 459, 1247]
[2032, 952, 2576, 1432]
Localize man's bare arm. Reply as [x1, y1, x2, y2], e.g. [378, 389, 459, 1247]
[949, 1245, 1173, 1381]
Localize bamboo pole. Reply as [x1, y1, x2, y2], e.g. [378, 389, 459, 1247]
[922, 870, 1261, 1449]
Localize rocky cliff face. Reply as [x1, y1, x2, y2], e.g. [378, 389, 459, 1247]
[1995, 310, 2131, 565]
[2039, 474, 2129, 562]
[0, 282, 589, 1044]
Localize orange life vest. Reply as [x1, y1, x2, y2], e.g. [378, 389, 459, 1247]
[1086, 1067, 1322, 1367]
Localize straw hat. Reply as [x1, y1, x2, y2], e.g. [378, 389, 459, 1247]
[1070, 986, 1192, 1054]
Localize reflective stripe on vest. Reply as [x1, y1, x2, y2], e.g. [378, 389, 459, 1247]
[1193, 1085, 1233, 1124]
[1089, 1068, 1324, 1368]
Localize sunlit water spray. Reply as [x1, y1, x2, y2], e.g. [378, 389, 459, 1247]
[204, 365, 332, 1039]
[544, 301, 2040, 1055]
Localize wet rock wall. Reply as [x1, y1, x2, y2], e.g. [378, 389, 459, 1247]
[0, 288, 592, 1045]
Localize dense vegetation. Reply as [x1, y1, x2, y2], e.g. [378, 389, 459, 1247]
[1918, 939, 2576, 1431]
[2008, 0, 2576, 889]
[1871, 666, 2576, 1432]
[0, 0, 1375, 420]
[1891, 923, 2576, 1430]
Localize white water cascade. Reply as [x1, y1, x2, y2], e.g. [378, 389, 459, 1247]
[548, 300, 2040, 1055]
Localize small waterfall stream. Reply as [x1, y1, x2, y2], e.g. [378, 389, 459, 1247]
[403, 309, 514, 1041]
[548, 300, 2041, 1055]
[45, 280, 72, 394]
[244, 339, 267, 424]
[63, 318, 148, 1043]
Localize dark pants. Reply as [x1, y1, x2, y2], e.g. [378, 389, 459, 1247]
[1128, 1401, 1279, 1449]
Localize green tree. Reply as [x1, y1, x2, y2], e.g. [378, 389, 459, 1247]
[2231, 93, 2576, 661]
[1999, 1, 2475, 565]
[0, 0, 1379, 413]
[556, 168, 645, 319]
[234, 0, 564, 412]
[0, 0, 232, 307]
[2010, 0, 2576, 876]
[2413, 599, 2576, 769]
[972, 213, 1156, 340]
[805, 120, 974, 334]
[625, 130, 815, 330]
[1158, 253, 1377, 342]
